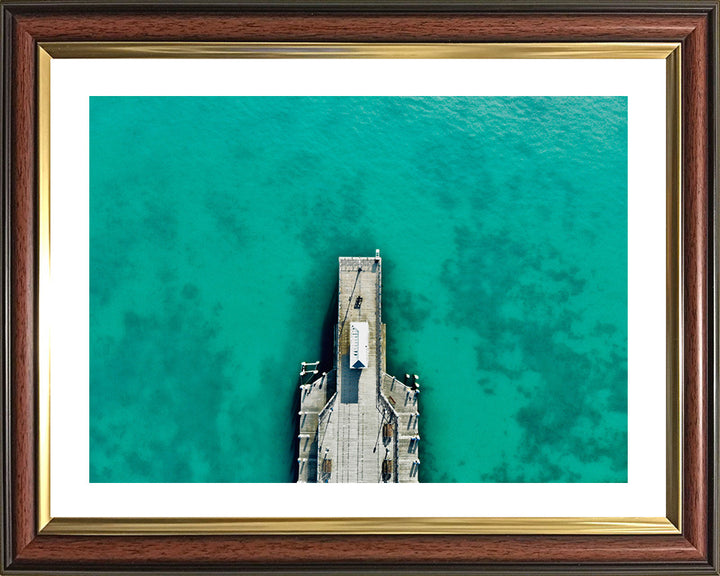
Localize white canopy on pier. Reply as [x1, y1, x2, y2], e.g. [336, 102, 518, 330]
[350, 322, 369, 369]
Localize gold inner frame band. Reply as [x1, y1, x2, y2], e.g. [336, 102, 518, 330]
[39, 41, 679, 59]
[37, 45, 52, 534]
[665, 44, 683, 532]
[36, 41, 683, 536]
[41, 516, 677, 536]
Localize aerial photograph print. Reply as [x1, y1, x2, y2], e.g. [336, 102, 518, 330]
[89, 95, 628, 485]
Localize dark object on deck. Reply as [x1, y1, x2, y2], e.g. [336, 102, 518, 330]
[383, 423, 393, 438]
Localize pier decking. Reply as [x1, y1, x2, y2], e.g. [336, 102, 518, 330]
[297, 251, 420, 483]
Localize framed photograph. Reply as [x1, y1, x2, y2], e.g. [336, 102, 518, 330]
[1, 1, 717, 574]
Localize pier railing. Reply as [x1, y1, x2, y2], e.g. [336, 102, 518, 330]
[376, 382, 399, 483]
[375, 259, 382, 398]
[318, 391, 337, 422]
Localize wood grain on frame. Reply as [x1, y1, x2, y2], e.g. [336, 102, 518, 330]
[2, 2, 717, 574]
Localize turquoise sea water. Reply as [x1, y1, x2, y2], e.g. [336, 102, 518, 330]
[90, 96, 628, 483]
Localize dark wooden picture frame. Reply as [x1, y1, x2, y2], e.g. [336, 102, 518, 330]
[1, 1, 718, 574]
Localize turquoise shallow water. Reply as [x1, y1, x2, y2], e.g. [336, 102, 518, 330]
[89, 96, 628, 483]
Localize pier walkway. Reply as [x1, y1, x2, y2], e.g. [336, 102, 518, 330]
[297, 252, 420, 483]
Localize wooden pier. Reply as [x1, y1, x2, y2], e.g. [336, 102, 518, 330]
[297, 251, 420, 483]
